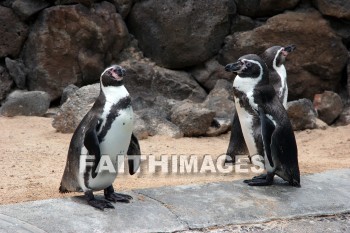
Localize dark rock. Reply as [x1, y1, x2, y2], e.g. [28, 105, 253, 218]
[206, 118, 231, 137]
[0, 66, 13, 102]
[60, 84, 79, 105]
[190, 59, 235, 91]
[202, 79, 235, 120]
[236, 0, 300, 17]
[328, 18, 350, 47]
[287, 99, 318, 130]
[0, 6, 28, 58]
[314, 91, 344, 125]
[52, 84, 100, 133]
[219, 10, 348, 100]
[335, 105, 350, 126]
[348, 52, 350, 98]
[315, 118, 329, 130]
[120, 59, 207, 105]
[153, 66, 207, 103]
[55, 0, 96, 7]
[312, 0, 350, 20]
[0, 90, 50, 117]
[23, 2, 129, 101]
[128, 0, 232, 69]
[133, 113, 149, 140]
[5, 57, 27, 89]
[171, 100, 216, 137]
[230, 15, 257, 33]
[12, 0, 50, 20]
[108, 0, 132, 18]
[137, 109, 183, 138]
[1, 0, 15, 8]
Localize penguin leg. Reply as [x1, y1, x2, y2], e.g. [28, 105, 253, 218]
[84, 190, 114, 210]
[104, 185, 133, 203]
[246, 173, 274, 186]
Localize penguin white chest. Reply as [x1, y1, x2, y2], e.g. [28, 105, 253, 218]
[233, 76, 261, 156]
[274, 65, 288, 107]
[80, 85, 134, 191]
[234, 96, 259, 156]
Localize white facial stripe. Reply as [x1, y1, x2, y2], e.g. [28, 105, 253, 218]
[273, 48, 284, 69]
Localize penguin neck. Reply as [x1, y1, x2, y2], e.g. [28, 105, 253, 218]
[233, 74, 263, 94]
[101, 84, 130, 104]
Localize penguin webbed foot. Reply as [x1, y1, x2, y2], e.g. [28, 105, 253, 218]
[244, 173, 274, 186]
[243, 173, 267, 183]
[104, 185, 133, 203]
[105, 193, 133, 203]
[84, 191, 114, 210]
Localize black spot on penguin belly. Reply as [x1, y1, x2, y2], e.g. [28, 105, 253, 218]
[98, 96, 131, 142]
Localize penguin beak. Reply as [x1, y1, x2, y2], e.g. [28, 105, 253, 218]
[116, 67, 126, 77]
[108, 66, 126, 81]
[282, 44, 296, 56]
[225, 61, 242, 73]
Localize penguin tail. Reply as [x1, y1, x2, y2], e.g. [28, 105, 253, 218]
[289, 167, 301, 187]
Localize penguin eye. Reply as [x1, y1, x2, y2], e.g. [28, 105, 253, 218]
[246, 62, 252, 67]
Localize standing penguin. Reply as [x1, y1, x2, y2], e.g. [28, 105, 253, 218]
[59, 65, 141, 210]
[225, 45, 295, 164]
[225, 54, 300, 186]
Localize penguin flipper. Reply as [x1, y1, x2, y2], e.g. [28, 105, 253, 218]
[127, 133, 141, 175]
[84, 127, 101, 178]
[272, 127, 301, 187]
[258, 108, 275, 168]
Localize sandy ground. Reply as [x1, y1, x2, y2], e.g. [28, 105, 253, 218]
[0, 116, 349, 205]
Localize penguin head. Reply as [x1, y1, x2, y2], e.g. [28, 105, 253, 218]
[100, 65, 126, 87]
[225, 54, 268, 80]
[262, 45, 296, 68]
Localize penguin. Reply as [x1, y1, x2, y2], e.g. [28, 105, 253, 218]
[59, 65, 141, 210]
[225, 45, 295, 164]
[225, 54, 300, 187]
[261, 45, 296, 108]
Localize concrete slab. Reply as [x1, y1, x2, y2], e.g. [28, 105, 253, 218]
[137, 169, 350, 228]
[0, 169, 349, 233]
[0, 191, 187, 233]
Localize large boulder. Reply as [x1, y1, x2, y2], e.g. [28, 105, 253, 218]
[335, 105, 350, 126]
[52, 83, 100, 133]
[287, 99, 318, 130]
[314, 91, 344, 125]
[0, 6, 28, 58]
[219, 10, 348, 100]
[328, 18, 350, 47]
[312, 0, 350, 20]
[171, 100, 216, 137]
[5, 57, 27, 89]
[0, 90, 50, 117]
[202, 79, 235, 120]
[128, 0, 232, 69]
[236, 0, 300, 17]
[12, 0, 50, 20]
[190, 59, 235, 91]
[23, 2, 129, 101]
[120, 59, 207, 105]
[108, 0, 133, 19]
[136, 109, 183, 139]
[0, 66, 13, 102]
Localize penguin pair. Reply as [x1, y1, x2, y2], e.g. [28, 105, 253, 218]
[60, 65, 141, 210]
[226, 45, 295, 163]
[225, 54, 300, 187]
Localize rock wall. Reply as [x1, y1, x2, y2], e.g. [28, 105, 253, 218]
[0, 0, 349, 135]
